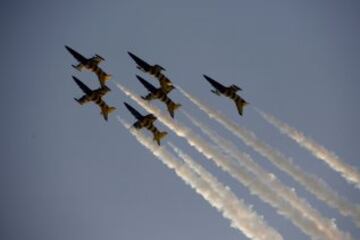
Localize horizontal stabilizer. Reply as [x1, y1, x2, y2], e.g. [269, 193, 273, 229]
[154, 131, 168, 145]
[101, 105, 116, 121]
[167, 102, 182, 118]
[234, 98, 248, 116]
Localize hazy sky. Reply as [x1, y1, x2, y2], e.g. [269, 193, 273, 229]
[1, 1, 359, 239]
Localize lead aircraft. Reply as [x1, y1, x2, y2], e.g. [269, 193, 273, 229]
[204, 74, 248, 116]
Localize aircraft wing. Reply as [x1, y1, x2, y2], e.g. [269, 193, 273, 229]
[72, 76, 92, 95]
[136, 75, 158, 93]
[65, 45, 88, 64]
[203, 74, 226, 92]
[128, 51, 151, 72]
[124, 102, 143, 120]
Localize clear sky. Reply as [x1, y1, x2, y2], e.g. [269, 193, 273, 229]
[0, 0, 359, 239]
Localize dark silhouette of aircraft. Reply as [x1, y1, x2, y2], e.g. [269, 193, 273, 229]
[124, 102, 168, 145]
[136, 75, 181, 118]
[204, 74, 248, 116]
[72, 76, 116, 121]
[65, 46, 111, 86]
[127, 51, 174, 94]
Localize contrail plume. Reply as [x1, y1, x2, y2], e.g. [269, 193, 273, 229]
[182, 111, 351, 238]
[257, 109, 360, 189]
[168, 142, 284, 240]
[116, 83, 351, 239]
[118, 117, 283, 240]
[177, 86, 360, 229]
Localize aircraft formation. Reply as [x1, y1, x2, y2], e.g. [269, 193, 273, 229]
[65, 46, 116, 121]
[65, 46, 248, 145]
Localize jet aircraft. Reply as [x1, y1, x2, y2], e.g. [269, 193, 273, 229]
[204, 74, 248, 116]
[65, 46, 111, 86]
[124, 102, 168, 145]
[127, 51, 174, 94]
[136, 75, 181, 118]
[73, 76, 116, 121]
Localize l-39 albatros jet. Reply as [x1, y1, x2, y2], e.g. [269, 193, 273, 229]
[65, 46, 111, 86]
[204, 74, 248, 116]
[136, 75, 181, 118]
[124, 102, 168, 145]
[72, 76, 116, 121]
[127, 51, 174, 94]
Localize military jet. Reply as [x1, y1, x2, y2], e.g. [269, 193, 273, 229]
[124, 102, 168, 145]
[73, 76, 116, 121]
[204, 74, 248, 116]
[127, 51, 174, 94]
[136, 75, 181, 118]
[65, 46, 111, 86]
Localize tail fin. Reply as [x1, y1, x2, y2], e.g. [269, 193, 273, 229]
[167, 102, 182, 118]
[101, 105, 116, 121]
[153, 131, 168, 145]
[234, 98, 248, 116]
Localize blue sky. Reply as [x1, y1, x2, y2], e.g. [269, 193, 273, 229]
[0, 1, 359, 239]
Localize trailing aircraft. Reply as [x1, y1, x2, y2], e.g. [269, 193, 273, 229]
[204, 74, 248, 116]
[65, 45, 111, 86]
[127, 51, 174, 94]
[72, 76, 116, 121]
[124, 102, 168, 145]
[136, 75, 181, 118]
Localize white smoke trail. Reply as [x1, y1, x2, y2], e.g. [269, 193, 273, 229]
[116, 83, 350, 240]
[167, 142, 284, 240]
[182, 111, 351, 238]
[257, 109, 360, 189]
[118, 117, 283, 240]
[177, 86, 360, 229]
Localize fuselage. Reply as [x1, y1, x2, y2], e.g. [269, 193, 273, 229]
[222, 88, 240, 101]
[77, 87, 109, 105]
[144, 89, 175, 105]
[76, 61, 109, 81]
[135, 117, 156, 130]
